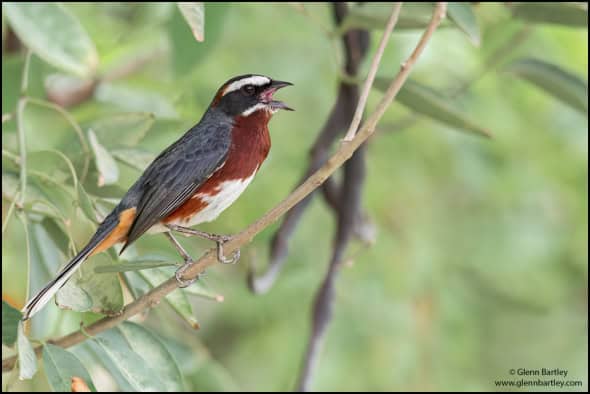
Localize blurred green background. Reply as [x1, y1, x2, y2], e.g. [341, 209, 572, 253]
[2, 3, 588, 392]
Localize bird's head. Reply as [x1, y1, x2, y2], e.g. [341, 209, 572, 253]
[211, 74, 293, 118]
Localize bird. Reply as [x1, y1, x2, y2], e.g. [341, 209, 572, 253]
[22, 74, 293, 320]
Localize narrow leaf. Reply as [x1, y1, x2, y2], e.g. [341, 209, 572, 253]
[447, 3, 480, 46]
[338, 3, 448, 33]
[77, 183, 98, 223]
[56, 254, 124, 316]
[17, 321, 37, 380]
[2, 300, 22, 346]
[95, 259, 177, 273]
[139, 268, 199, 329]
[511, 2, 588, 27]
[375, 78, 492, 138]
[92, 322, 183, 391]
[167, 4, 228, 74]
[117, 323, 184, 391]
[505, 58, 588, 115]
[2, 172, 57, 218]
[88, 129, 119, 186]
[91, 330, 164, 391]
[177, 2, 205, 42]
[3, 3, 98, 77]
[43, 344, 97, 392]
[89, 112, 155, 149]
[95, 83, 178, 119]
[183, 281, 224, 302]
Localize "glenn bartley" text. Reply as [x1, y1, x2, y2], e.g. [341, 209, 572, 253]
[511, 368, 568, 378]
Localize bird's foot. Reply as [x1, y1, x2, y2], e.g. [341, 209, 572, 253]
[215, 239, 240, 264]
[175, 259, 199, 288]
[165, 224, 239, 265]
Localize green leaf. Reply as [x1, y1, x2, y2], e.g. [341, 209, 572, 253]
[338, 3, 448, 33]
[27, 222, 67, 334]
[183, 281, 224, 302]
[56, 254, 124, 316]
[167, 3, 228, 75]
[447, 3, 480, 46]
[77, 182, 97, 223]
[3, 3, 98, 77]
[17, 321, 37, 380]
[511, 2, 588, 27]
[139, 267, 199, 329]
[92, 322, 183, 391]
[88, 129, 119, 186]
[2, 171, 58, 218]
[19, 99, 90, 172]
[111, 148, 155, 172]
[95, 257, 177, 273]
[375, 78, 492, 138]
[2, 300, 22, 346]
[95, 83, 178, 119]
[43, 344, 96, 392]
[178, 2, 205, 42]
[89, 112, 155, 149]
[505, 58, 588, 115]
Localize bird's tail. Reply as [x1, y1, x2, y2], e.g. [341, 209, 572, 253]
[21, 216, 120, 320]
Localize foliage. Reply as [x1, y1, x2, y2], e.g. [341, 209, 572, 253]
[2, 2, 588, 392]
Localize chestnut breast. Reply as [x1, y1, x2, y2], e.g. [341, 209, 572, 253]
[164, 110, 272, 226]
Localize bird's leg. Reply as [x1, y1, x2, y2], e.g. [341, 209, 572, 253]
[165, 224, 240, 265]
[164, 232, 198, 287]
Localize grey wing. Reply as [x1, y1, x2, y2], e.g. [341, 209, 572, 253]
[122, 124, 231, 248]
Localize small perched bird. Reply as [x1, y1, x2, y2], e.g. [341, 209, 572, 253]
[22, 74, 293, 320]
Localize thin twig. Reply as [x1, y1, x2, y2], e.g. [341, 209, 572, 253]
[1, 2, 447, 373]
[20, 51, 32, 95]
[299, 5, 447, 388]
[249, 3, 369, 294]
[24, 98, 91, 182]
[2, 190, 20, 235]
[16, 51, 32, 207]
[16, 99, 27, 207]
[343, 3, 402, 141]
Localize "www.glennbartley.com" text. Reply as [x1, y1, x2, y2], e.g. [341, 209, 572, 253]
[494, 368, 583, 389]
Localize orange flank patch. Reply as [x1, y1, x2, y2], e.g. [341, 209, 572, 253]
[2, 293, 23, 310]
[90, 207, 136, 256]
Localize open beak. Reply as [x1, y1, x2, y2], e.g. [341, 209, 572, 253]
[261, 80, 294, 111]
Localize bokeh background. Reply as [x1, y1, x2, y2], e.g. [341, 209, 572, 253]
[2, 3, 588, 391]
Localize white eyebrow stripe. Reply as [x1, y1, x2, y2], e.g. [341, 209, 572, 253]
[224, 76, 270, 95]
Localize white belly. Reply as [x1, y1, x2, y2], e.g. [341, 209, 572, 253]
[155, 173, 256, 233]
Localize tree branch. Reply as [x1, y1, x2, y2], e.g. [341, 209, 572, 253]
[248, 2, 369, 294]
[1, 2, 447, 373]
[342, 2, 403, 141]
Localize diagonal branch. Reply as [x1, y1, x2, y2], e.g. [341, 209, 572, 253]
[342, 2, 403, 141]
[2, 2, 447, 373]
[248, 2, 370, 294]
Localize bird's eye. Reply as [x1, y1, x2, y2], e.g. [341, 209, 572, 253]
[242, 85, 256, 96]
